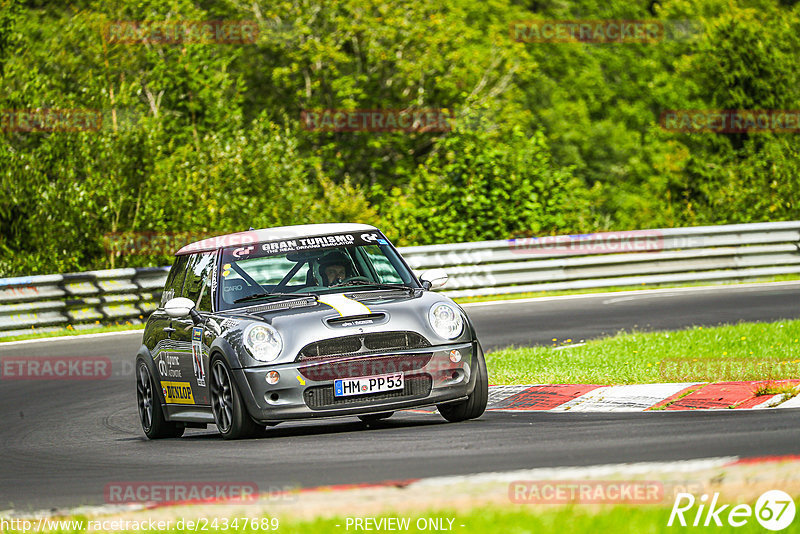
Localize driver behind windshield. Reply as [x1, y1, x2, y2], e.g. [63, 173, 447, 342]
[318, 251, 354, 286]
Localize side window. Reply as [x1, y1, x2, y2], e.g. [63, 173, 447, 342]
[161, 255, 189, 306]
[182, 252, 216, 311]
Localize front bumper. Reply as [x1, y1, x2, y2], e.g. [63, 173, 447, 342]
[234, 341, 478, 422]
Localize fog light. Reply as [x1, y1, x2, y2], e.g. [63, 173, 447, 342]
[449, 349, 462, 363]
[266, 371, 280, 385]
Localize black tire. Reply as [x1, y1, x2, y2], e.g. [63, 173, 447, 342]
[210, 358, 262, 440]
[136, 360, 185, 439]
[358, 412, 394, 423]
[437, 350, 488, 423]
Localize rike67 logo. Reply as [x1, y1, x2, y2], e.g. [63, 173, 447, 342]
[669, 490, 796, 530]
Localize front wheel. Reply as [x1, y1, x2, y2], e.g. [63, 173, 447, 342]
[210, 358, 262, 440]
[437, 350, 488, 423]
[136, 360, 184, 439]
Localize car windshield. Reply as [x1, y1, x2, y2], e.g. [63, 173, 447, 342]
[217, 231, 418, 309]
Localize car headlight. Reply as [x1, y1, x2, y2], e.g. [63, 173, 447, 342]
[244, 323, 283, 362]
[428, 303, 464, 340]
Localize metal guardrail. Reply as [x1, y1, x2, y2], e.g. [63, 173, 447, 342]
[1, 221, 799, 337]
[401, 221, 800, 298]
[0, 268, 168, 337]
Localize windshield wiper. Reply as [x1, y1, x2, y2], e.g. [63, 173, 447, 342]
[339, 280, 416, 292]
[234, 292, 318, 304]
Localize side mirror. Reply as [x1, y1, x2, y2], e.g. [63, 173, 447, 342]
[164, 297, 200, 322]
[419, 269, 449, 290]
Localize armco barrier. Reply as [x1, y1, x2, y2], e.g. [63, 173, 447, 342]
[0, 267, 168, 337]
[1, 222, 798, 337]
[400, 221, 800, 298]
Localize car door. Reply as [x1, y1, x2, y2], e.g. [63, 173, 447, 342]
[174, 251, 216, 405]
[148, 255, 189, 382]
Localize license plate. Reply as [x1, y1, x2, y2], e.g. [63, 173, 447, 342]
[334, 372, 404, 397]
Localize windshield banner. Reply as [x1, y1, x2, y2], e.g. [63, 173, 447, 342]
[223, 231, 387, 260]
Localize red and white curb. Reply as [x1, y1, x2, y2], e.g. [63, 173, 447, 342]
[484, 380, 800, 412]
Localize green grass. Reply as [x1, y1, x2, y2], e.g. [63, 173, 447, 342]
[453, 273, 800, 304]
[486, 319, 800, 385]
[0, 322, 143, 342]
[18, 505, 786, 534]
[752, 381, 800, 398]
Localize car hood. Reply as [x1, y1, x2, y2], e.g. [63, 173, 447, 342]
[214, 290, 470, 366]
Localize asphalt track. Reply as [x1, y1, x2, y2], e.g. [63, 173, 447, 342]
[1, 282, 799, 511]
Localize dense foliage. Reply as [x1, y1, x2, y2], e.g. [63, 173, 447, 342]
[1, 0, 799, 275]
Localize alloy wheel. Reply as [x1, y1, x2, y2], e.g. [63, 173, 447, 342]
[211, 360, 233, 433]
[136, 363, 153, 431]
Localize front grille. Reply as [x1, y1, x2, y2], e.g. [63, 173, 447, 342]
[297, 331, 431, 361]
[298, 353, 434, 381]
[303, 374, 432, 410]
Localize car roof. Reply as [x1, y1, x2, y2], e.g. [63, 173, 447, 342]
[175, 223, 380, 255]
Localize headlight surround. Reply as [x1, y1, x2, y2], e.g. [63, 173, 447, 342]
[243, 323, 283, 362]
[428, 302, 464, 340]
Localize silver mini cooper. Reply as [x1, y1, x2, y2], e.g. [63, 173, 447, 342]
[135, 223, 488, 439]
